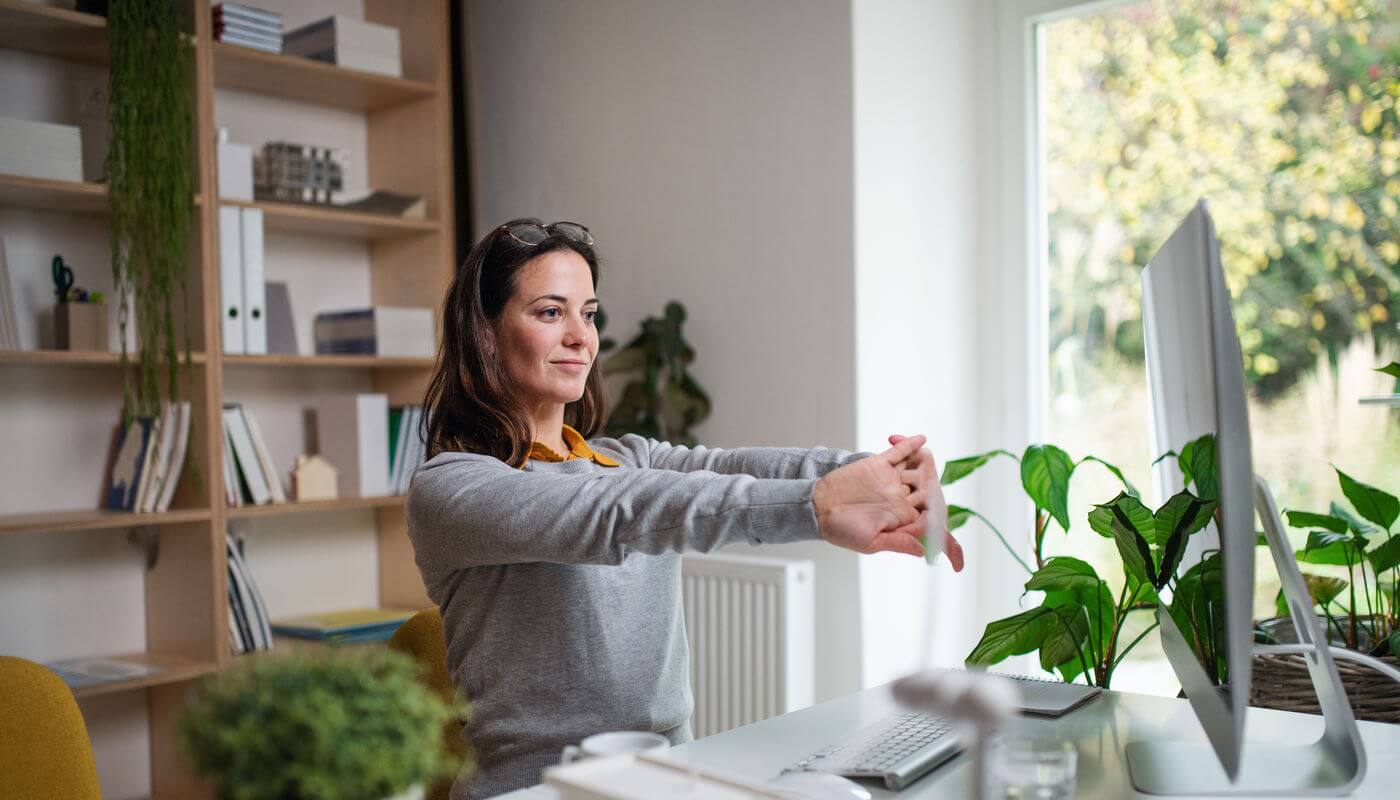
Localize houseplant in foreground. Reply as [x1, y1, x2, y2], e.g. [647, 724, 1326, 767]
[177, 649, 469, 800]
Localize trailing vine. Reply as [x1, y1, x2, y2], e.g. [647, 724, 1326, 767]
[107, 0, 193, 422]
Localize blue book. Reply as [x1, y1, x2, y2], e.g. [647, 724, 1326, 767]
[104, 417, 155, 511]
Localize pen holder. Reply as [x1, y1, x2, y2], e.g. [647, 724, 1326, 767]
[55, 302, 108, 351]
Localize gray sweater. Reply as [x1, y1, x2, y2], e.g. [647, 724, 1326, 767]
[406, 433, 860, 798]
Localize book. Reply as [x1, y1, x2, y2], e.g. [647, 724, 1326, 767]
[221, 420, 241, 507]
[313, 307, 435, 357]
[137, 402, 176, 514]
[224, 404, 272, 505]
[239, 406, 286, 503]
[265, 281, 297, 355]
[335, 190, 426, 219]
[44, 657, 164, 691]
[316, 393, 390, 497]
[0, 116, 82, 183]
[155, 401, 192, 512]
[271, 607, 414, 641]
[0, 236, 19, 350]
[216, 34, 282, 54]
[212, 2, 281, 28]
[284, 15, 401, 77]
[104, 416, 155, 511]
[226, 531, 272, 651]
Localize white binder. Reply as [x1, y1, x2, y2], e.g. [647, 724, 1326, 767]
[218, 205, 244, 354]
[240, 207, 267, 355]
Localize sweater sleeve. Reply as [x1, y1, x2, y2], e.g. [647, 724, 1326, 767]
[406, 453, 823, 569]
[592, 433, 870, 479]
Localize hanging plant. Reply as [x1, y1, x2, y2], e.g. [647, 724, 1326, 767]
[107, 0, 194, 422]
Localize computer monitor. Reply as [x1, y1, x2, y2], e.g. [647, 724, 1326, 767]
[1126, 201, 1366, 795]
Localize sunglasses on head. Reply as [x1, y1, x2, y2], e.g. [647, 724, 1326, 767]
[497, 221, 595, 247]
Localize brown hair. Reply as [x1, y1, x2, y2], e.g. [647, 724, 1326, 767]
[422, 218, 606, 466]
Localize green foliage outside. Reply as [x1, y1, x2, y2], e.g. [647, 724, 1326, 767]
[597, 301, 712, 445]
[1046, 0, 1400, 401]
[177, 649, 469, 800]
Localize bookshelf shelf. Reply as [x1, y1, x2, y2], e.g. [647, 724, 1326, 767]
[69, 652, 217, 700]
[0, 173, 108, 214]
[218, 197, 439, 239]
[222, 354, 434, 369]
[227, 495, 406, 519]
[212, 42, 436, 112]
[0, 508, 212, 536]
[0, 0, 108, 64]
[0, 350, 208, 367]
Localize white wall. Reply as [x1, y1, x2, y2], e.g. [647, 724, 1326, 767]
[851, 0, 994, 685]
[466, 0, 867, 701]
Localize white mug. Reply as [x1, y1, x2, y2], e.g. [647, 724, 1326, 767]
[559, 730, 670, 764]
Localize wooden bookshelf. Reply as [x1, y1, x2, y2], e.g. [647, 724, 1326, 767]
[0, 349, 208, 367]
[218, 197, 439, 240]
[69, 652, 217, 700]
[0, 508, 212, 536]
[0, 173, 108, 214]
[222, 353, 434, 369]
[227, 495, 406, 519]
[212, 42, 435, 112]
[3, 1, 456, 795]
[0, 0, 108, 64]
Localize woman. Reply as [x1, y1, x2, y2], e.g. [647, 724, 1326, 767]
[407, 218, 964, 799]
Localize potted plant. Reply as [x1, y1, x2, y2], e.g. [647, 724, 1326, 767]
[597, 301, 712, 445]
[177, 649, 470, 800]
[108, 0, 196, 423]
[946, 444, 1215, 687]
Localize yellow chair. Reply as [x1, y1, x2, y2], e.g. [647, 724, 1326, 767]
[0, 655, 102, 800]
[389, 609, 468, 800]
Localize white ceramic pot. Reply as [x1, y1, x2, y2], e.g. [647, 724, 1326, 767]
[385, 784, 425, 800]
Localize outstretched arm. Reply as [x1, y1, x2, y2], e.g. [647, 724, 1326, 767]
[593, 434, 869, 480]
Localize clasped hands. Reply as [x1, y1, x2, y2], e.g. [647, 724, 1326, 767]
[811, 434, 965, 571]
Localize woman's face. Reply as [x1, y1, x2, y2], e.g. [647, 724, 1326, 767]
[492, 249, 599, 411]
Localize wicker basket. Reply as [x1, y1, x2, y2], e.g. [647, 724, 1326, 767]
[1250, 652, 1400, 724]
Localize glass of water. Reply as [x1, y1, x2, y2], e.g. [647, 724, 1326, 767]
[988, 735, 1077, 800]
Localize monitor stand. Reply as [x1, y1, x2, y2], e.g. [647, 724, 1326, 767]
[1124, 476, 1367, 796]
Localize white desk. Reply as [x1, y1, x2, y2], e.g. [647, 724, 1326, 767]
[500, 682, 1400, 798]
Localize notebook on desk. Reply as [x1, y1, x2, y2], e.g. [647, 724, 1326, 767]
[992, 671, 1103, 717]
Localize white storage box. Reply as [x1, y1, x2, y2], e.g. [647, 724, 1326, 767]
[284, 15, 402, 78]
[0, 117, 82, 183]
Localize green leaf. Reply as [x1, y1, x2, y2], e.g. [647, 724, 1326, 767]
[1334, 468, 1399, 530]
[1329, 502, 1380, 538]
[1089, 493, 1153, 540]
[1152, 492, 1216, 589]
[1275, 574, 1350, 618]
[1368, 535, 1400, 573]
[1039, 605, 1091, 674]
[1125, 572, 1159, 607]
[1295, 530, 1365, 566]
[947, 504, 972, 532]
[1025, 557, 1101, 594]
[1078, 455, 1141, 498]
[966, 607, 1057, 665]
[1021, 445, 1076, 532]
[602, 344, 647, 374]
[1284, 510, 1349, 533]
[1151, 450, 1178, 467]
[1378, 361, 1400, 380]
[941, 450, 1016, 486]
[1390, 631, 1400, 658]
[1178, 434, 1218, 501]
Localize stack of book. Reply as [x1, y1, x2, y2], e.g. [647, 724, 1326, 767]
[315, 395, 429, 498]
[213, 3, 283, 54]
[284, 15, 402, 77]
[314, 306, 435, 357]
[227, 530, 272, 655]
[102, 401, 194, 513]
[389, 405, 428, 494]
[271, 608, 415, 645]
[222, 402, 287, 507]
[0, 238, 19, 350]
[0, 116, 81, 183]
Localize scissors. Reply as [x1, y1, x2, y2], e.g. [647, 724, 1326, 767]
[52, 255, 74, 302]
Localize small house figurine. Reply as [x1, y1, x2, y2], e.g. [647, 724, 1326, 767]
[292, 454, 337, 501]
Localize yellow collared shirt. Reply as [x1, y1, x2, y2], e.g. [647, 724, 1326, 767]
[527, 424, 621, 467]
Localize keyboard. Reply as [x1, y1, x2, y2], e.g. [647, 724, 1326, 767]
[786, 712, 961, 791]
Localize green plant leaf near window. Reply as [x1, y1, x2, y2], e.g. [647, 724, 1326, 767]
[1284, 510, 1349, 534]
[1021, 444, 1075, 533]
[1378, 362, 1400, 380]
[177, 649, 469, 800]
[601, 301, 711, 446]
[1335, 468, 1399, 530]
[940, 449, 1017, 486]
[108, 0, 195, 423]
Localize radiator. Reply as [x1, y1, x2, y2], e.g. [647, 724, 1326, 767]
[681, 552, 815, 738]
